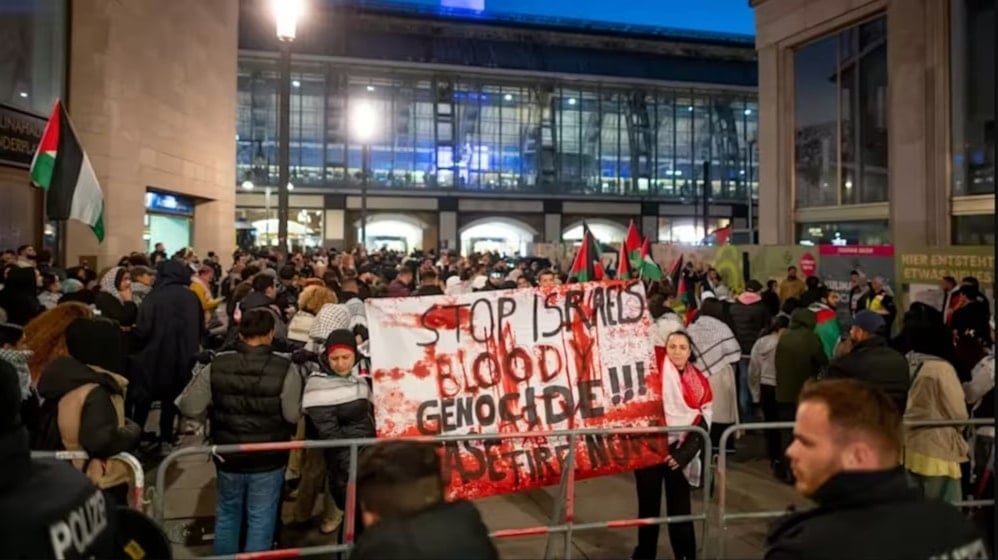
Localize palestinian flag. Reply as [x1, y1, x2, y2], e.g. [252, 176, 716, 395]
[708, 224, 733, 246]
[568, 225, 606, 282]
[30, 100, 105, 242]
[667, 253, 692, 305]
[616, 240, 633, 280]
[624, 220, 643, 270]
[638, 237, 662, 280]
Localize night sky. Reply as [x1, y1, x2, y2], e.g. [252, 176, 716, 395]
[411, 0, 756, 36]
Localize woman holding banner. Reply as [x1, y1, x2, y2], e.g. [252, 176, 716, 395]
[633, 331, 712, 560]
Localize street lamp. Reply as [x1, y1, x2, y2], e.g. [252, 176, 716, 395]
[274, 0, 302, 258]
[351, 100, 377, 249]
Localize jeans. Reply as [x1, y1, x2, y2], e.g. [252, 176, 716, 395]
[632, 463, 696, 560]
[214, 467, 285, 555]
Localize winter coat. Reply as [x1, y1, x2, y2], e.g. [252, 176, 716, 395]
[728, 292, 771, 355]
[387, 280, 411, 298]
[825, 336, 910, 415]
[903, 353, 969, 466]
[287, 310, 317, 344]
[94, 291, 139, 328]
[0, 267, 43, 326]
[35, 356, 140, 489]
[761, 289, 781, 318]
[749, 332, 780, 401]
[778, 277, 806, 304]
[176, 344, 302, 473]
[774, 309, 828, 403]
[808, 302, 841, 359]
[132, 260, 204, 401]
[238, 291, 288, 341]
[764, 467, 986, 560]
[350, 500, 499, 560]
[0, 422, 116, 559]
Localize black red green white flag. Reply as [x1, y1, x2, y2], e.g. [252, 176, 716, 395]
[29, 100, 105, 242]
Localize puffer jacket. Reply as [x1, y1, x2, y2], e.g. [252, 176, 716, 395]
[903, 353, 969, 465]
[729, 292, 771, 355]
[35, 357, 140, 489]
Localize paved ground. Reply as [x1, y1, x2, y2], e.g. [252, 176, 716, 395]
[145, 426, 809, 560]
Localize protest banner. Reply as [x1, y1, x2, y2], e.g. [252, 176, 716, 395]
[366, 280, 667, 500]
[819, 245, 895, 328]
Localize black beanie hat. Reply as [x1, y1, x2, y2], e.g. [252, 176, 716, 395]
[323, 329, 358, 358]
[66, 318, 126, 375]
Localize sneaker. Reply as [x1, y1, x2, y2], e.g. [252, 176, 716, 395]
[319, 513, 343, 535]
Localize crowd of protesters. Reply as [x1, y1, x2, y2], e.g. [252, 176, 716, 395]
[0, 241, 993, 558]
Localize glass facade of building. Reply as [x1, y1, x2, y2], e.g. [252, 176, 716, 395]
[793, 16, 888, 208]
[0, 0, 66, 116]
[236, 56, 759, 200]
[951, 0, 995, 196]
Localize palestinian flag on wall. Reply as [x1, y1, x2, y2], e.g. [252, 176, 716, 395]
[568, 224, 606, 282]
[30, 100, 105, 242]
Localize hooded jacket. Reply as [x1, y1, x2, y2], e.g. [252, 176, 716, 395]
[350, 500, 499, 560]
[749, 332, 781, 400]
[903, 353, 970, 466]
[36, 356, 140, 488]
[0, 267, 43, 326]
[764, 467, 986, 560]
[774, 309, 828, 403]
[825, 336, 911, 415]
[132, 260, 204, 400]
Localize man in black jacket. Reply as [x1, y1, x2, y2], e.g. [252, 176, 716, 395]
[765, 379, 986, 560]
[351, 441, 498, 560]
[177, 308, 303, 555]
[728, 279, 771, 419]
[824, 311, 910, 414]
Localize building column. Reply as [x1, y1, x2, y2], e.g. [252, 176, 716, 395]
[323, 209, 345, 250]
[756, 44, 793, 245]
[543, 200, 562, 243]
[438, 210, 457, 252]
[641, 202, 658, 242]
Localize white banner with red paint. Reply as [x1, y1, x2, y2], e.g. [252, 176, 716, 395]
[366, 280, 667, 500]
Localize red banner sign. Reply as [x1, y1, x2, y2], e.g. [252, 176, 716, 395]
[366, 280, 667, 499]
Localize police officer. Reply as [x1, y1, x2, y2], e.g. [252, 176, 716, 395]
[0, 358, 117, 558]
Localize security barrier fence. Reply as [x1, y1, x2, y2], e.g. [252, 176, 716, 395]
[30, 450, 146, 510]
[153, 425, 712, 560]
[714, 418, 996, 560]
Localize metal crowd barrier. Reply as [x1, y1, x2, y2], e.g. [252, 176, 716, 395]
[153, 424, 712, 560]
[714, 418, 996, 560]
[30, 450, 146, 510]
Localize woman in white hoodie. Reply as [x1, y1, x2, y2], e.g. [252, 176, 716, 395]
[749, 315, 789, 480]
